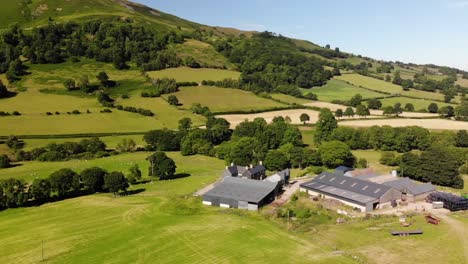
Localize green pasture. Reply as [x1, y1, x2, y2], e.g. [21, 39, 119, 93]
[302, 79, 384, 102]
[147, 67, 240, 83]
[270, 93, 313, 105]
[379, 97, 455, 111]
[163, 86, 285, 112]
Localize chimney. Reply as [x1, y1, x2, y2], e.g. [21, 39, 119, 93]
[230, 162, 234, 167]
[392, 170, 398, 177]
[250, 164, 253, 169]
[259, 161, 263, 165]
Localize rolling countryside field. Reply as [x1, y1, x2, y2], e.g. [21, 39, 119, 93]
[163, 86, 286, 113]
[147, 67, 241, 83]
[303, 79, 385, 102]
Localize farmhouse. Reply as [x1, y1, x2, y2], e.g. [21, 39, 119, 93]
[223, 163, 266, 180]
[202, 177, 277, 210]
[300, 172, 402, 212]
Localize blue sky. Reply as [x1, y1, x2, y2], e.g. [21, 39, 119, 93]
[136, 0, 468, 70]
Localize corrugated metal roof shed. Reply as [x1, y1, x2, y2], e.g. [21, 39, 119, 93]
[204, 177, 277, 204]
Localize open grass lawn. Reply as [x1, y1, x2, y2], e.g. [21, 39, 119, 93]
[300, 127, 316, 148]
[173, 39, 236, 70]
[147, 67, 241, 83]
[270, 93, 313, 105]
[456, 76, 468, 87]
[302, 79, 384, 102]
[0, 153, 351, 264]
[164, 86, 285, 113]
[379, 97, 455, 111]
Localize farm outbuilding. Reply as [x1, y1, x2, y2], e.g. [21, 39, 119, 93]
[222, 163, 266, 180]
[202, 177, 277, 210]
[300, 172, 402, 212]
[383, 177, 435, 202]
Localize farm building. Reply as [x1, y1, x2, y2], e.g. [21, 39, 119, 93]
[222, 163, 266, 180]
[383, 177, 435, 201]
[265, 169, 291, 193]
[202, 177, 277, 210]
[335, 166, 353, 175]
[300, 172, 402, 212]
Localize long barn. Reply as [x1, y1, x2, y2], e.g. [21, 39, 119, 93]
[300, 172, 402, 212]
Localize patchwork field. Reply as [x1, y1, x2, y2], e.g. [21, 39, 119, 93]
[270, 93, 314, 105]
[164, 86, 285, 113]
[340, 118, 468, 130]
[217, 109, 320, 128]
[147, 67, 241, 83]
[304, 79, 385, 102]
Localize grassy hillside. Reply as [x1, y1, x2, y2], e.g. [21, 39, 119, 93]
[0, 0, 199, 32]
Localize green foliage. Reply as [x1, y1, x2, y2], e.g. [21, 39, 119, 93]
[104, 171, 129, 194]
[335, 108, 343, 118]
[356, 104, 370, 117]
[300, 113, 310, 124]
[344, 107, 354, 117]
[147, 151, 177, 180]
[0, 80, 9, 98]
[404, 103, 415, 111]
[314, 108, 337, 144]
[367, 98, 382, 110]
[178, 117, 192, 131]
[143, 129, 183, 151]
[264, 150, 289, 171]
[30, 178, 51, 204]
[49, 168, 79, 198]
[129, 164, 142, 182]
[428, 103, 439, 113]
[318, 141, 355, 168]
[0, 154, 11, 168]
[180, 129, 214, 156]
[0, 178, 28, 208]
[6, 135, 24, 150]
[349, 94, 363, 107]
[455, 130, 468, 147]
[80, 167, 107, 192]
[168, 95, 179, 105]
[399, 146, 464, 189]
[379, 151, 399, 166]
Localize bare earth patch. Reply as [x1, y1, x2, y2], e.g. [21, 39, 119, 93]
[340, 118, 468, 130]
[217, 109, 320, 128]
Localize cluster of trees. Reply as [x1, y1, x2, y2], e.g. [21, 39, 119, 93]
[0, 167, 130, 210]
[0, 80, 12, 98]
[0, 21, 184, 81]
[215, 31, 333, 91]
[63, 72, 115, 93]
[141, 78, 178, 98]
[15, 138, 108, 162]
[115, 105, 154, 117]
[399, 146, 465, 189]
[298, 46, 348, 59]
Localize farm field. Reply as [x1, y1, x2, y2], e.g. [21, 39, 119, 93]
[163, 86, 285, 113]
[303, 79, 385, 102]
[335, 74, 449, 102]
[173, 39, 236, 69]
[217, 109, 320, 128]
[379, 97, 455, 111]
[0, 153, 351, 264]
[270, 93, 314, 105]
[351, 150, 396, 174]
[16, 60, 151, 95]
[147, 67, 241, 83]
[340, 118, 468, 130]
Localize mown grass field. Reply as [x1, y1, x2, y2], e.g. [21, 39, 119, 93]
[379, 97, 455, 111]
[0, 153, 352, 264]
[303, 79, 385, 102]
[147, 67, 240, 83]
[173, 39, 236, 70]
[164, 86, 285, 113]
